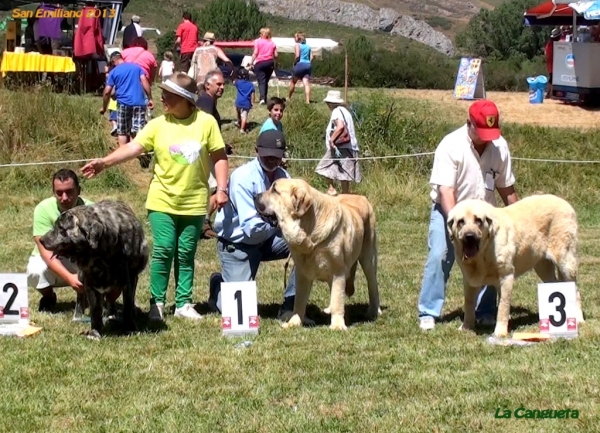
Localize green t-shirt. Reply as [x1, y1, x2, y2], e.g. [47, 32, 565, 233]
[135, 110, 225, 216]
[31, 197, 93, 256]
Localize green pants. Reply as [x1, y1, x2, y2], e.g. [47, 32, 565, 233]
[148, 210, 204, 308]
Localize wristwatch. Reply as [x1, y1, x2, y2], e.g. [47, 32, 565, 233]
[216, 187, 228, 194]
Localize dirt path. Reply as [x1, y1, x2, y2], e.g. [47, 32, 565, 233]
[388, 89, 600, 130]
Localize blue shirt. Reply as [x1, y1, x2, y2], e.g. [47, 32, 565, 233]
[259, 118, 283, 134]
[214, 158, 290, 245]
[298, 42, 311, 64]
[107, 62, 147, 107]
[235, 79, 255, 110]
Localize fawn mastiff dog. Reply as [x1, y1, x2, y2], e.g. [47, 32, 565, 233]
[446, 194, 582, 337]
[254, 178, 381, 330]
[40, 200, 149, 339]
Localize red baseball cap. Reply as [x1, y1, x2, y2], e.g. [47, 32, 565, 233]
[469, 100, 501, 141]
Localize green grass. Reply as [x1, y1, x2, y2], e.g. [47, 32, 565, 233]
[0, 84, 600, 431]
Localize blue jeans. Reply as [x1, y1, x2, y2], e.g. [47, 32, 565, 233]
[418, 203, 497, 319]
[215, 234, 296, 311]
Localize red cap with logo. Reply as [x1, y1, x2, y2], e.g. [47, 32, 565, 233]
[469, 100, 501, 141]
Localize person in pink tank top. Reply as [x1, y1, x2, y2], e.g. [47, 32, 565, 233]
[250, 28, 278, 104]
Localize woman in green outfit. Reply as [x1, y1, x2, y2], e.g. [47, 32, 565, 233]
[82, 73, 229, 321]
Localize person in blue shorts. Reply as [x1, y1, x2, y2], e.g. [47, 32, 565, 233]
[288, 32, 313, 103]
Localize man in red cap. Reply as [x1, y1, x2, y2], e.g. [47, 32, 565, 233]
[417, 99, 519, 331]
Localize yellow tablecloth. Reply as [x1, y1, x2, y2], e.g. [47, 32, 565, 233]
[1, 52, 76, 77]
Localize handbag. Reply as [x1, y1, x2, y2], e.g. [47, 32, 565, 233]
[332, 109, 351, 146]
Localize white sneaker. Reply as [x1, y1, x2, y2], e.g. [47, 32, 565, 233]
[174, 303, 203, 320]
[149, 303, 164, 321]
[419, 316, 435, 331]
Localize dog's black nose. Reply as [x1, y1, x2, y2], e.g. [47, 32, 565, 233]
[465, 233, 478, 242]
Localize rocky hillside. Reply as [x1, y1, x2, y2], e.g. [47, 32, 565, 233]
[254, 0, 462, 55]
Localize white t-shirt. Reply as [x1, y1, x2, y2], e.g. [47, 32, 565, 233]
[429, 124, 515, 207]
[326, 106, 358, 151]
[161, 60, 175, 78]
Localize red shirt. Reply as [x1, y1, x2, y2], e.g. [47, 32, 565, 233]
[545, 40, 554, 73]
[176, 20, 199, 54]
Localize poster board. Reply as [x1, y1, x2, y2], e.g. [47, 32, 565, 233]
[453, 57, 486, 100]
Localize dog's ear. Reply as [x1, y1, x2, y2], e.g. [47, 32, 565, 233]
[485, 216, 495, 237]
[292, 186, 312, 217]
[446, 217, 455, 241]
[87, 220, 104, 250]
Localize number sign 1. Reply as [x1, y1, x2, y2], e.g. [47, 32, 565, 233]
[538, 282, 579, 338]
[220, 281, 259, 337]
[0, 274, 29, 325]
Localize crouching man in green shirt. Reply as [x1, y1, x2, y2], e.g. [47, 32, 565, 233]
[26, 169, 93, 314]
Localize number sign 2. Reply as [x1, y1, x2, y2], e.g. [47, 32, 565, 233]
[538, 282, 579, 338]
[221, 281, 259, 336]
[0, 274, 29, 324]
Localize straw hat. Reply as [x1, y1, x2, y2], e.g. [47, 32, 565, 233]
[323, 90, 345, 104]
[158, 74, 198, 105]
[202, 32, 216, 42]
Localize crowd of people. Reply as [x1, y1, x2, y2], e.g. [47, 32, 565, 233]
[25, 11, 364, 324]
[25, 12, 522, 332]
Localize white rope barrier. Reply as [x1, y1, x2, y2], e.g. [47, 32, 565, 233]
[1, 152, 600, 168]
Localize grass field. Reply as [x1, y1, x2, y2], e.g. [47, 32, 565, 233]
[0, 83, 600, 432]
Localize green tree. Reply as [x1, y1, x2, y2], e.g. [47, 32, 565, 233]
[455, 0, 550, 61]
[197, 0, 266, 41]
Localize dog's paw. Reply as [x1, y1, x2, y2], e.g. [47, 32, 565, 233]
[493, 324, 509, 338]
[323, 306, 331, 315]
[83, 329, 102, 340]
[281, 314, 303, 329]
[330, 315, 347, 331]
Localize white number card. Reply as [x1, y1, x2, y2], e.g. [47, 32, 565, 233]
[538, 282, 578, 338]
[221, 281, 259, 337]
[0, 274, 29, 325]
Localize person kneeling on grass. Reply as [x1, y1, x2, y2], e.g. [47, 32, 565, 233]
[26, 169, 94, 319]
[208, 130, 296, 321]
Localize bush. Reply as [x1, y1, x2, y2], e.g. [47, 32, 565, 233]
[455, 0, 550, 61]
[156, 30, 178, 63]
[312, 36, 456, 90]
[197, 0, 266, 41]
[426, 16, 452, 31]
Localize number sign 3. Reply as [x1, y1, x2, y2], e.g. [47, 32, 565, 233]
[538, 282, 579, 338]
[220, 281, 259, 336]
[0, 274, 29, 324]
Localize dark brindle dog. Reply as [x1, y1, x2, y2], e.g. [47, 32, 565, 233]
[40, 200, 149, 339]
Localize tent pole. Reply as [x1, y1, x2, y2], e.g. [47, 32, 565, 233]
[344, 45, 348, 102]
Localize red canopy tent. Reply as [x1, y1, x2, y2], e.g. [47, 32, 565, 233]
[524, 0, 597, 26]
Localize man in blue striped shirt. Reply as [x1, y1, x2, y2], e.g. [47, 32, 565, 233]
[209, 130, 296, 321]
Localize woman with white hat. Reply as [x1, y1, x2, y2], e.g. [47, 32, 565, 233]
[81, 73, 230, 322]
[315, 90, 361, 195]
[188, 31, 233, 91]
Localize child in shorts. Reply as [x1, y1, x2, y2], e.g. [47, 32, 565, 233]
[104, 64, 118, 136]
[233, 67, 255, 133]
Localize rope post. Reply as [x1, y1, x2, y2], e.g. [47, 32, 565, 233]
[344, 44, 348, 102]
